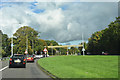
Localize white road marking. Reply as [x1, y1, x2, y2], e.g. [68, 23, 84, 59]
[0, 66, 8, 72]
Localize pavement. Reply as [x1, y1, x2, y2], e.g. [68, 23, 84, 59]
[0, 59, 52, 80]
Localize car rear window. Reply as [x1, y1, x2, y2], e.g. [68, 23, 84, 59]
[13, 55, 24, 58]
[26, 55, 33, 57]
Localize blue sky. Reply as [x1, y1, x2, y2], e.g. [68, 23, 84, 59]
[0, 1, 118, 45]
[58, 40, 88, 45]
[33, 9, 45, 13]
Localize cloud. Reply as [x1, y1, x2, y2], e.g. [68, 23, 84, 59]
[0, 2, 118, 43]
[0, 3, 33, 36]
[1, 0, 119, 2]
[79, 0, 119, 2]
[118, 1, 120, 16]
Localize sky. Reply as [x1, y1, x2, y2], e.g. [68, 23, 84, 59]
[0, 0, 119, 45]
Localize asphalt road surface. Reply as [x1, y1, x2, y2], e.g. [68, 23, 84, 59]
[0, 59, 52, 80]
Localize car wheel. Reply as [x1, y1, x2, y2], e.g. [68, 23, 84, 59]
[22, 64, 26, 68]
[9, 65, 12, 68]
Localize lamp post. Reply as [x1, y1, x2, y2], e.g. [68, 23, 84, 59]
[32, 32, 34, 55]
[11, 35, 13, 56]
[82, 33, 85, 56]
[0, 32, 2, 59]
[11, 22, 21, 56]
[26, 35, 28, 53]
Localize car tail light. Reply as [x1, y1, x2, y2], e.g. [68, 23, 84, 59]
[10, 62, 12, 64]
[31, 58, 33, 59]
[23, 59, 26, 61]
[9, 58, 12, 61]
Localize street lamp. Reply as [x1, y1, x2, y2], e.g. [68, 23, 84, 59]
[0, 32, 2, 59]
[82, 33, 85, 56]
[11, 23, 21, 56]
[32, 32, 34, 55]
[11, 35, 13, 56]
[26, 35, 28, 53]
[11, 34, 17, 56]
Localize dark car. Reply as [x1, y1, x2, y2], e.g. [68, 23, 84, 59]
[25, 55, 34, 62]
[9, 54, 26, 68]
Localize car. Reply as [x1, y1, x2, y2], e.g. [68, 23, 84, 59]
[9, 54, 26, 68]
[104, 53, 108, 55]
[43, 54, 49, 57]
[26, 55, 34, 62]
[33, 54, 35, 59]
[34, 55, 43, 59]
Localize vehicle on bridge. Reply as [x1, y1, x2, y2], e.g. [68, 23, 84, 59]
[9, 54, 26, 68]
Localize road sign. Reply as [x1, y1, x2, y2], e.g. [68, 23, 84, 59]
[45, 52, 47, 54]
[82, 48, 85, 51]
[25, 50, 28, 54]
[43, 48, 48, 52]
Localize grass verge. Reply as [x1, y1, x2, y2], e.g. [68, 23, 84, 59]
[38, 55, 118, 78]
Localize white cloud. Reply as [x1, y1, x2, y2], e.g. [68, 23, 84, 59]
[1, 0, 119, 2]
[0, 2, 118, 43]
[67, 23, 72, 30]
[79, 0, 119, 2]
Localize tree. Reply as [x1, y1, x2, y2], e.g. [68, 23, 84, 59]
[13, 26, 40, 54]
[70, 47, 78, 54]
[87, 17, 120, 55]
[100, 17, 120, 54]
[1, 49, 7, 57]
[45, 40, 58, 46]
[45, 40, 59, 55]
[87, 31, 104, 54]
[34, 39, 47, 54]
[0, 30, 11, 57]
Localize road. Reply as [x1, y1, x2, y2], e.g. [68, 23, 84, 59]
[0, 59, 52, 80]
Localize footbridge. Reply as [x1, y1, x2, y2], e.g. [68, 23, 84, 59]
[47, 45, 83, 48]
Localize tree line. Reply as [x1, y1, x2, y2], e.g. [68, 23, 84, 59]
[0, 26, 77, 57]
[87, 17, 120, 55]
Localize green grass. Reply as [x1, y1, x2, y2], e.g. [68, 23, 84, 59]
[38, 55, 118, 78]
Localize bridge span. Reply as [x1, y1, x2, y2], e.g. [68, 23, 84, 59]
[47, 45, 83, 48]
